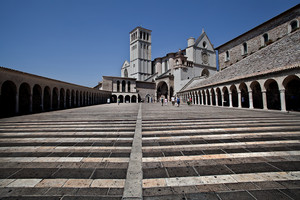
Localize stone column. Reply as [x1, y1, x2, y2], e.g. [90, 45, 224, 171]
[262, 90, 267, 110]
[136, 95, 138, 103]
[229, 92, 233, 107]
[201, 92, 204, 105]
[248, 90, 254, 109]
[280, 89, 286, 112]
[29, 93, 33, 113]
[125, 82, 128, 93]
[210, 94, 213, 106]
[238, 91, 242, 108]
[64, 92, 66, 108]
[15, 93, 19, 114]
[58, 92, 61, 108]
[221, 93, 224, 106]
[41, 89, 44, 111]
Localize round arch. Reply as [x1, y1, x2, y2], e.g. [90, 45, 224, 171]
[0, 80, 17, 117]
[52, 87, 59, 110]
[216, 88, 222, 106]
[222, 87, 229, 107]
[201, 69, 209, 77]
[60, 88, 65, 109]
[156, 81, 168, 101]
[125, 95, 130, 103]
[33, 84, 42, 113]
[264, 79, 281, 110]
[210, 88, 216, 105]
[239, 83, 249, 108]
[19, 82, 31, 114]
[250, 81, 263, 109]
[230, 85, 238, 107]
[131, 95, 137, 103]
[119, 95, 124, 103]
[44, 86, 51, 111]
[283, 75, 300, 111]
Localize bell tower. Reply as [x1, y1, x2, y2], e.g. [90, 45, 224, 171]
[129, 27, 152, 81]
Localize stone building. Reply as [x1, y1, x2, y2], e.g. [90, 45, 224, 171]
[95, 76, 155, 103]
[178, 4, 300, 112]
[0, 67, 111, 118]
[116, 27, 217, 101]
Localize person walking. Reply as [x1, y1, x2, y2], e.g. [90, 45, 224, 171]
[161, 96, 164, 106]
[165, 98, 168, 105]
[171, 96, 175, 106]
[117, 98, 120, 105]
[177, 97, 180, 107]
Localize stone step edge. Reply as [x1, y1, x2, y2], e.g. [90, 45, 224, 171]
[142, 140, 300, 152]
[142, 171, 300, 188]
[0, 171, 298, 189]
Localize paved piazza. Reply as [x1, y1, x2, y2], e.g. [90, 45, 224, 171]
[0, 103, 300, 199]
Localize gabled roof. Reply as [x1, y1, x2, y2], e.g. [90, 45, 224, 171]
[121, 60, 130, 69]
[194, 31, 214, 50]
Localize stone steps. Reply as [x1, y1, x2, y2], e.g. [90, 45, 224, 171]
[0, 103, 299, 199]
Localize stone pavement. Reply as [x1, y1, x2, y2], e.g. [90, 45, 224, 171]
[0, 103, 299, 199]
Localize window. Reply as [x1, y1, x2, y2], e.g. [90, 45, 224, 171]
[290, 20, 299, 33]
[263, 33, 269, 45]
[225, 51, 230, 61]
[124, 69, 128, 77]
[243, 42, 248, 55]
[203, 41, 207, 48]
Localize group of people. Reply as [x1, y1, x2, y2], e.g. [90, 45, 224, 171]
[160, 96, 180, 107]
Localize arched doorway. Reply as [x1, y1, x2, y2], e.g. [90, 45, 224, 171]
[251, 81, 263, 109]
[60, 88, 65, 109]
[223, 87, 229, 107]
[239, 83, 249, 108]
[66, 90, 70, 108]
[156, 81, 168, 101]
[52, 88, 59, 110]
[206, 89, 211, 105]
[119, 95, 124, 103]
[44, 87, 51, 111]
[265, 79, 280, 110]
[230, 85, 238, 107]
[216, 88, 222, 106]
[125, 95, 130, 103]
[283, 75, 300, 111]
[0, 81, 17, 117]
[122, 80, 126, 92]
[202, 90, 206, 105]
[33, 84, 42, 113]
[111, 95, 117, 103]
[19, 83, 31, 114]
[211, 89, 216, 105]
[131, 95, 137, 103]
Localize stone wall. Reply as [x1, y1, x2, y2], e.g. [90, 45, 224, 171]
[218, 6, 300, 70]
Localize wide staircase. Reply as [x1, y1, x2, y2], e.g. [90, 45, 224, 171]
[0, 103, 299, 199]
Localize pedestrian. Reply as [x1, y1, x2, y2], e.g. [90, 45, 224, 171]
[117, 98, 120, 105]
[171, 96, 175, 106]
[161, 96, 164, 106]
[165, 98, 168, 105]
[177, 97, 180, 107]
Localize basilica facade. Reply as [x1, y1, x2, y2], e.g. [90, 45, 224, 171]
[99, 4, 300, 112]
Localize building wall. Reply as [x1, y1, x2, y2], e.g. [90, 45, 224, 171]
[218, 6, 300, 70]
[136, 81, 156, 102]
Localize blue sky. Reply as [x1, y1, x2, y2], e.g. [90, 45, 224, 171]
[0, 0, 298, 87]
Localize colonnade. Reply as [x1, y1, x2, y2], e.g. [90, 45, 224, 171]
[179, 74, 300, 112]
